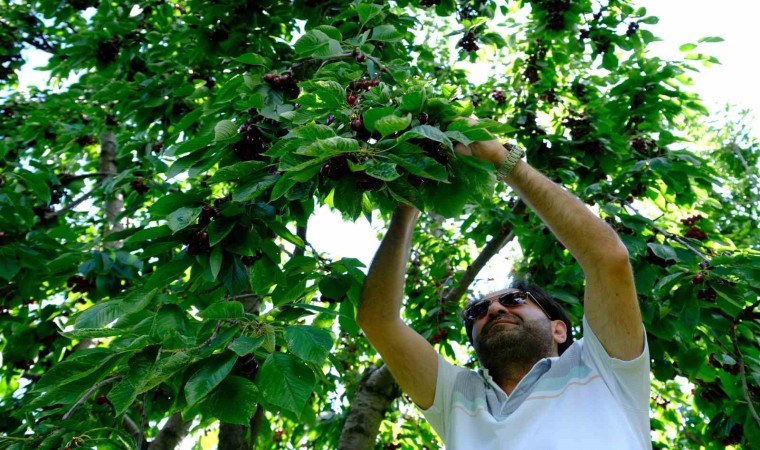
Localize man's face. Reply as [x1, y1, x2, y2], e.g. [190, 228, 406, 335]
[469, 289, 561, 371]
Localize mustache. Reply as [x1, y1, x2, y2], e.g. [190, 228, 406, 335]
[483, 313, 521, 333]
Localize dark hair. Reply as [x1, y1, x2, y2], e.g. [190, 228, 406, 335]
[461, 279, 575, 355]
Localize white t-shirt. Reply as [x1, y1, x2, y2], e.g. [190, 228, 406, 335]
[421, 316, 651, 449]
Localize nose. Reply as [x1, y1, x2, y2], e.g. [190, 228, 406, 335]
[486, 299, 515, 318]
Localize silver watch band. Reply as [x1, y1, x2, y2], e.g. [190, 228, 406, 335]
[497, 143, 525, 177]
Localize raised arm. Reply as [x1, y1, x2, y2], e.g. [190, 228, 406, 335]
[356, 205, 438, 409]
[458, 138, 644, 361]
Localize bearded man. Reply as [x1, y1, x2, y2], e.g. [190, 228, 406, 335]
[356, 133, 652, 449]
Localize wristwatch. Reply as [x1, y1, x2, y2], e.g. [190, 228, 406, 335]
[496, 143, 525, 177]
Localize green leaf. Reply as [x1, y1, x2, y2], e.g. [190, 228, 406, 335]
[371, 24, 404, 42]
[298, 136, 359, 157]
[399, 125, 453, 149]
[294, 30, 337, 57]
[233, 174, 279, 202]
[184, 353, 238, 407]
[399, 87, 426, 112]
[75, 289, 158, 329]
[208, 219, 236, 246]
[697, 36, 724, 43]
[207, 161, 267, 183]
[16, 169, 51, 204]
[33, 348, 114, 391]
[210, 245, 223, 279]
[362, 106, 395, 132]
[311, 80, 347, 110]
[375, 113, 411, 137]
[199, 301, 245, 319]
[357, 3, 383, 24]
[149, 190, 210, 216]
[387, 154, 448, 182]
[291, 123, 336, 140]
[141, 350, 196, 393]
[167, 206, 200, 232]
[257, 353, 316, 418]
[647, 243, 678, 261]
[679, 43, 697, 52]
[229, 336, 265, 356]
[232, 53, 269, 65]
[198, 375, 259, 425]
[364, 160, 400, 181]
[284, 326, 333, 365]
[0, 256, 20, 281]
[214, 120, 238, 142]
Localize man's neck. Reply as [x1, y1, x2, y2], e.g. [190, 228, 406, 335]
[489, 361, 537, 395]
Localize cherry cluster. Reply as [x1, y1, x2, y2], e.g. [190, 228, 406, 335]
[186, 231, 210, 256]
[96, 38, 122, 66]
[562, 115, 593, 141]
[698, 288, 717, 302]
[76, 135, 97, 147]
[411, 138, 451, 165]
[130, 179, 150, 195]
[681, 215, 707, 241]
[537, 0, 571, 31]
[320, 154, 352, 180]
[420, 0, 441, 7]
[263, 72, 300, 98]
[626, 22, 640, 37]
[491, 89, 507, 105]
[234, 118, 269, 161]
[67, 275, 93, 294]
[348, 77, 380, 93]
[236, 354, 259, 379]
[457, 32, 479, 52]
[684, 227, 708, 241]
[430, 329, 447, 344]
[198, 205, 218, 227]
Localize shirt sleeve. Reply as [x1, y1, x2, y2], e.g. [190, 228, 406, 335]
[581, 315, 651, 413]
[419, 353, 465, 442]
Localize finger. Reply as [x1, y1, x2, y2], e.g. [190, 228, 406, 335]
[454, 142, 472, 155]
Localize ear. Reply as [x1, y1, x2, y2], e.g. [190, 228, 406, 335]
[551, 320, 568, 346]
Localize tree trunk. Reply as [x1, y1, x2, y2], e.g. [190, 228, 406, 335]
[99, 130, 123, 245]
[218, 423, 249, 450]
[337, 365, 401, 450]
[147, 413, 190, 450]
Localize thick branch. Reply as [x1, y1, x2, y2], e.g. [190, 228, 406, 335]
[442, 201, 524, 304]
[147, 413, 191, 450]
[294, 225, 307, 258]
[100, 131, 124, 243]
[337, 365, 401, 450]
[218, 423, 250, 450]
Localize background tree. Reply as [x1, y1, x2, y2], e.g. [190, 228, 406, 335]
[0, 0, 757, 449]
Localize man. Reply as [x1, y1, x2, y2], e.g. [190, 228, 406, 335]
[356, 133, 651, 449]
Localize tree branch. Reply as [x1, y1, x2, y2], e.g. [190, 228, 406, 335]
[731, 324, 760, 428]
[49, 178, 106, 219]
[147, 413, 190, 450]
[442, 201, 524, 304]
[337, 365, 401, 450]
[612, 195, 710, 262]
[61, 376, 122, 420]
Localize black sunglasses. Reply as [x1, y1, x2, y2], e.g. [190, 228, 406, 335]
[464, 290, 550, 322]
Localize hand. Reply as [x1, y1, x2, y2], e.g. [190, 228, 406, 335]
[452, 118, 507, 167]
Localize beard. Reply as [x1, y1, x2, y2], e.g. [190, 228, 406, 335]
[473, 313, 554, 383]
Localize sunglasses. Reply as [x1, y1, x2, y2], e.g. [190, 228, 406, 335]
[463, 290, 550, 322]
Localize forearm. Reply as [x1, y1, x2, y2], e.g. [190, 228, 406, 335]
[503, 160, 628, 269]
[357, 206, 420, 328]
